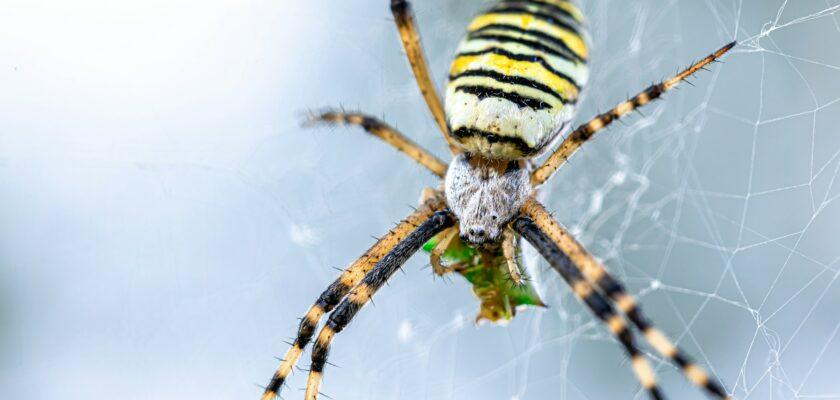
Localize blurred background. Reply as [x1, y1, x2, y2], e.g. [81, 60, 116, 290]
[2, 0, 840, 399]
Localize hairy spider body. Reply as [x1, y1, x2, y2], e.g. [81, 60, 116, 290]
[446, 0, 589, 159]
[445, 154, 530, 245]
[443, 0, 586, 243]
[261, 1, 736, 399]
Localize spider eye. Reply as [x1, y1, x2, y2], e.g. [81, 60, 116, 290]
[468, 228, 486, 238]
[491, 215, 499, 221]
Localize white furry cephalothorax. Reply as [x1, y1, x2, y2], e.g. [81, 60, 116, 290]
[444, 154, 531, 245]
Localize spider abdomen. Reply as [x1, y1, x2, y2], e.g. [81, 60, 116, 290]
[445, 0, 589, 160]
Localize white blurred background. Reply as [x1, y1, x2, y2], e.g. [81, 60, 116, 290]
[2, 1, 840, 399]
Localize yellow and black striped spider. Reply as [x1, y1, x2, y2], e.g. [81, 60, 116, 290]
[262, 1, 735, 399]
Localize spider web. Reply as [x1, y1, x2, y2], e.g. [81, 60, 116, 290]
[277, 1, 840, 399]
[1, 1, 839, 400]
[529, 2, 840, 399]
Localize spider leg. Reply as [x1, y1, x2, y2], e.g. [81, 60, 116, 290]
[502, 227, 524, 286]
[532, 41, 736, 185]
[430, 225, 459, 276]
[304, 211, 455, 400]
[513, 215, 664, 400]
[260, 193, 447, 400]
[390, 0, 460, 154]
[520, 198, 732, 400]
[306, 110, 448, 177]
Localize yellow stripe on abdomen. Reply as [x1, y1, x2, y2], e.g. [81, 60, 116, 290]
[450, 53, 579, 101]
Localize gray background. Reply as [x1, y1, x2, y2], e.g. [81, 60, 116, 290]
[2, 0, 839, 399]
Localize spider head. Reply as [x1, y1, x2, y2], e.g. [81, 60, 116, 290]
[459, 214, 503, 246]
[445, 154, 531, 248]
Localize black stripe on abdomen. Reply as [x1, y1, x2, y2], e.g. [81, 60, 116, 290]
[454, 84, 552, 110]
[453, 126, 538, 154]
[467, 32, 581, 63]
[488, 4, 582, 37]
[499, 0, 580, 26]
[470, 23, 578, 62]
[449, 69, 569, 103]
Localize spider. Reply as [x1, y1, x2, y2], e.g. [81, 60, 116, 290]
[261, 1, 735, 399]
